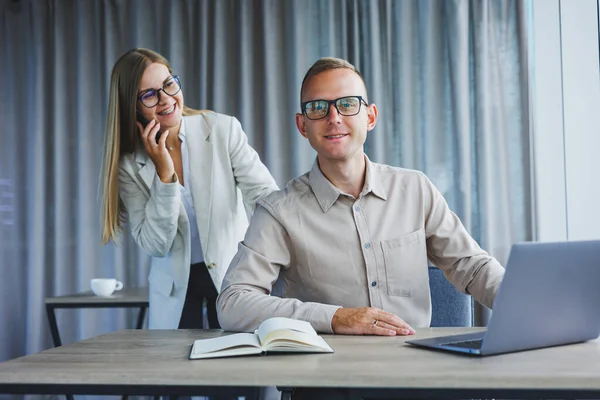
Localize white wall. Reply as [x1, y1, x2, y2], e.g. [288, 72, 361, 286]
[531, 0, 600, 241]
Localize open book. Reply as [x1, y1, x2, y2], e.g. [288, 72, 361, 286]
[189, 317, 334, 359]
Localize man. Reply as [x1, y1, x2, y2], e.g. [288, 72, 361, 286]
[217, 57, 505, 337]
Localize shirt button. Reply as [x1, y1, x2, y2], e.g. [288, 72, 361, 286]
[371, 281, 377, 287]
[354, 206, 360, 212]
[364, 243, 371, 249]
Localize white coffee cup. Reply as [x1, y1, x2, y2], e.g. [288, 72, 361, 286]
[90, 278, 123, 297]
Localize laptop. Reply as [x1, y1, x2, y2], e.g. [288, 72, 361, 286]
[406, 240, 600, 356]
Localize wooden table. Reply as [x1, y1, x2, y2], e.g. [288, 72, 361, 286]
[45, 287, 149, 347]
[1, 327, 600, 399]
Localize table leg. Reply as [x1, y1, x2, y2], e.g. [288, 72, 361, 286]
[124, 308, 146, 400]
[46, 304, 74, 400]
[136, 306, 147, 329]
[279, 387, 293, 400]
[45, 304, 62, 347]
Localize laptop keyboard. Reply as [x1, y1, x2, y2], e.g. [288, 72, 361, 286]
[443, 339, 483, 349]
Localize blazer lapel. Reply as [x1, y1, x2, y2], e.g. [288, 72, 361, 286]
[134, 150, 157, 192]
[185, 114, 214, 251]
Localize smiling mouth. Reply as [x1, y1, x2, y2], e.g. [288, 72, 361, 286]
[325, 134, 348, 139]
[157, 104, 176, 116]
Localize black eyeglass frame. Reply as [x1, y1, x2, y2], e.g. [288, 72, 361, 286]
[300, 95, 369, 120]
[137, 75, 182, 108]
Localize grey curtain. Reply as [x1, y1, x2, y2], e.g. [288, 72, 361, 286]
[0, 0, 531, 367]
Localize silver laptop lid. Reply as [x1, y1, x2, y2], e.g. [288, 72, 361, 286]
[481, 240, 600, 355]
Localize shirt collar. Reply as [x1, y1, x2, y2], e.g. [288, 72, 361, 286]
[362, 156, 388, 201]
[308, 155, 388, 213]
[178, 116, 187, 140]
[308, 160, 341, 213]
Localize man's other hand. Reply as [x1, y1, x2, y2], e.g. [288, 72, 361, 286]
[331, 307, 416, 336]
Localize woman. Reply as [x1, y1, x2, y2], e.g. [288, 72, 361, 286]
[100, 48, 278, 330]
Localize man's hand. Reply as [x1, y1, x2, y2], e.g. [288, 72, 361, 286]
[331, 307, 416, 336]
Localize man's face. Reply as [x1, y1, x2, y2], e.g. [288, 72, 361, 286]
[296, 68, 378, 166]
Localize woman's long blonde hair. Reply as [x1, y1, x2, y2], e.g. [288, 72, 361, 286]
[100, 48, 202, 244]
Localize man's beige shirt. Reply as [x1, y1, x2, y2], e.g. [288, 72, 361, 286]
[218, 157, 505, 333]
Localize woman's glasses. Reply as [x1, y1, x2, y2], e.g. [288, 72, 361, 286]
[137, 76, 182, 108]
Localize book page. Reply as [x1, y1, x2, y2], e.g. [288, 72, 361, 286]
[190, 346, 264, 359]
[257, 317, 317, 344]
[190, 333, 262, 359]
[261, 329, 334, 353]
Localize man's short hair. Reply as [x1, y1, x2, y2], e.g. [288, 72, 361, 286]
[299, 57, 369, 106]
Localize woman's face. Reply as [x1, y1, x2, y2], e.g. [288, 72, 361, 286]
[136, 62, 184, 135]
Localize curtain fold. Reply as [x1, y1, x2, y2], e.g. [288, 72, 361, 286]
[0, 0, 531, 369]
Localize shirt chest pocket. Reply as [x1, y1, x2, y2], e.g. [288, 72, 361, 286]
[381, 229, 428, 297]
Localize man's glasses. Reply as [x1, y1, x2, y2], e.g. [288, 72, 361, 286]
[137, 76, 182, 108]
[301, 96, 368, 120]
